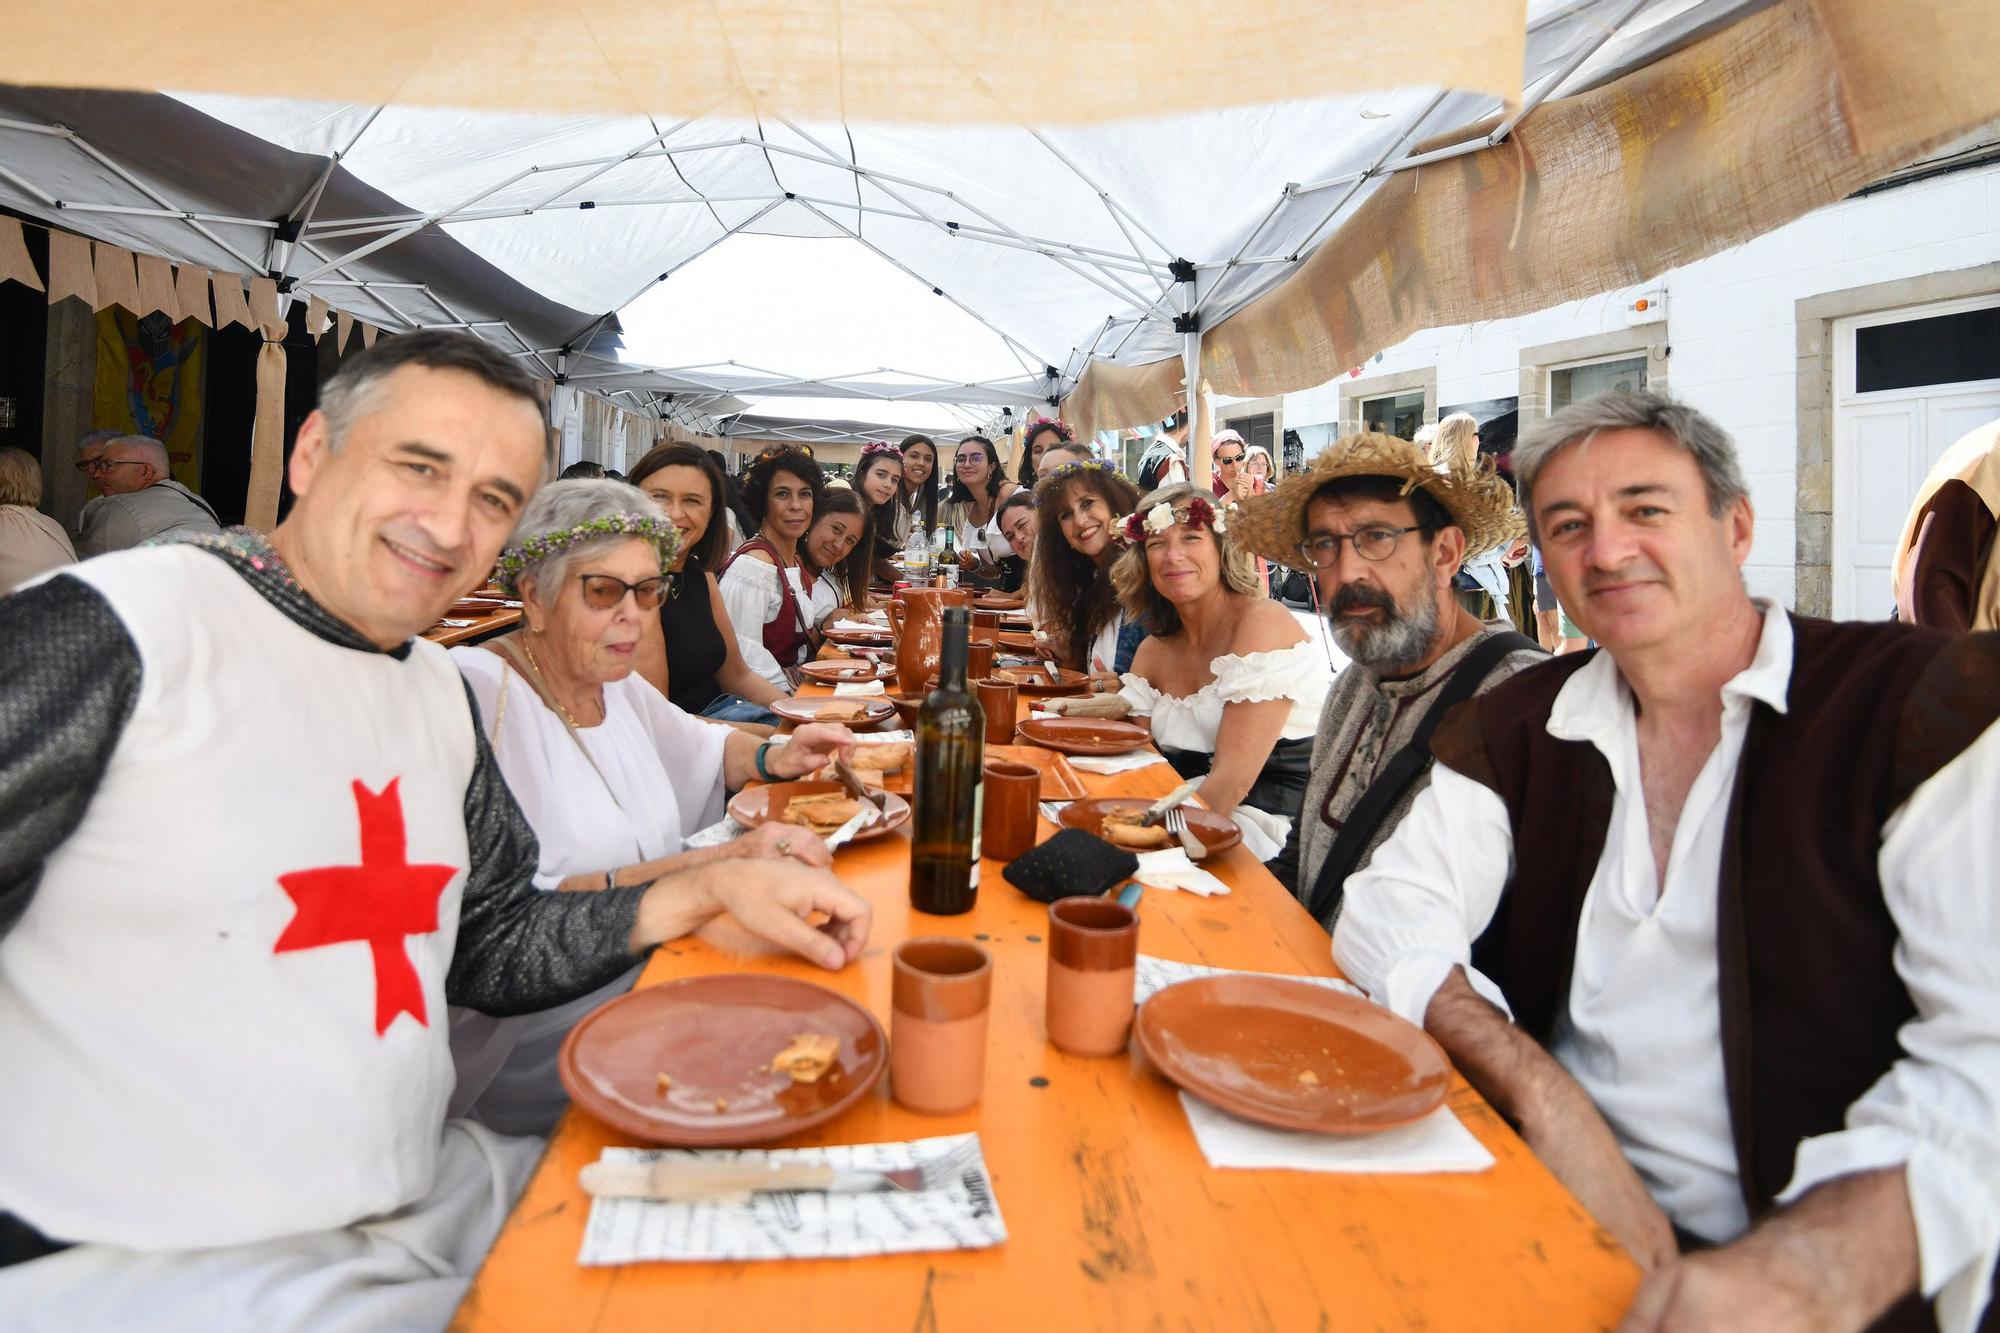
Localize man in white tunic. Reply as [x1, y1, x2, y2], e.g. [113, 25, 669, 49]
[0, 332, 870, 1331]
[1334, 393, 2000, 1333]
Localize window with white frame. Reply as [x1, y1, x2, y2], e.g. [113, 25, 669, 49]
[1548, 354, 1647, 411]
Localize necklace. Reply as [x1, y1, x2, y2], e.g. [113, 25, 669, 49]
[521, 634, 598, 728]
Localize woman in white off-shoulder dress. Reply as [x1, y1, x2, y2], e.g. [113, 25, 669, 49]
[1111, 483, 1329, 890]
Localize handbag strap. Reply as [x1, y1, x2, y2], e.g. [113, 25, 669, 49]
[1305, 631, 1541, 926]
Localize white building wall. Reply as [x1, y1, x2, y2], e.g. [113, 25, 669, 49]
[1250, 160, 2000, 608]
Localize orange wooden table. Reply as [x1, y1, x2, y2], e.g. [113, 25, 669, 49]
[423, 608, 521, 648]
[451, 686, 1640, 1331]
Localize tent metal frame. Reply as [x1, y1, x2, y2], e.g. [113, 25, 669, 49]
[0, 0, 1656, 434]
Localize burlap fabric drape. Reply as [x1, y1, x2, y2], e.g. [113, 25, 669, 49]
[1065, 0, 2000, 434]
[1, 0, 1524, 126]
[244, 276, 288, 532]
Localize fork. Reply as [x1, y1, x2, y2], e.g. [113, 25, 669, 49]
[579, 1138, 984, 1202]
[1163, 807, 1207, 861]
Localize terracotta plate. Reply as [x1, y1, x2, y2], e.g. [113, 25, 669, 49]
[996, 630, 1040, 651]
[872, 743, 1087, 800]
[728, 780, 911, 842]
[824, 627, 894, 647]
[1015, 716, 1152, 756]
[1059, 796, 1240, 855]
[798, 659, 896, 685]
[1135, 975, 1450, 1134]
[769, 696, 897, 726]
[559, 975, 887, 1147]
[974, 594, 1025, 611]
[993, 664, 1090, 698]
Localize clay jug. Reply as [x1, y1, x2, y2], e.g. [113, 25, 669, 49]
[888, 587, 972, 694]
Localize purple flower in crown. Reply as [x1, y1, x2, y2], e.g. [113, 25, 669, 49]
[1118, 494, 1225, 544]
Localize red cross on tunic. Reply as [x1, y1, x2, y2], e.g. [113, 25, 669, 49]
[274, 778, 458, 1036]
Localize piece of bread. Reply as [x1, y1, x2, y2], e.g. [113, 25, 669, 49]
[848, 741, 912, 773]
[779, 792, 864, 832]
[811, 700, 873, 722]
[1099, 809, 1172, 850]
[765, 1033, 841, 1084]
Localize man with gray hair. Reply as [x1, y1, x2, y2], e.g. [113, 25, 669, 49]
[1334, 391, 2000, 1331]
[73, 433, 220, 557]
[0, 330, 871, 1328]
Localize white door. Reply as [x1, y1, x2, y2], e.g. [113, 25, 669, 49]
[1831, 295, 2000, 621]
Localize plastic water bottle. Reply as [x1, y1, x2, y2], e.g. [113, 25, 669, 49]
[905, 524, 931, 583]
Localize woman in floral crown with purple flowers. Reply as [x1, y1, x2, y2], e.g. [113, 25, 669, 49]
[1106, 482, 1328, 890]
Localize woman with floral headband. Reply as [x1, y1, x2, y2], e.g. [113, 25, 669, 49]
[450, 479, 867, 1132]
[852, 441, 906, 583]
[1030, 459, 1145, 689]
[1018, 415, 1073, 487]
[1110, 482, 1328, 889]
[718, 446, 826, 690]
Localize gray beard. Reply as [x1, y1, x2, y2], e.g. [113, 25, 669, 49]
[1328, 580, 1442, 674]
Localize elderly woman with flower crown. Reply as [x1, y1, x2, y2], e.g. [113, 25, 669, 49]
[1109, 482, 1329, 889]
[447, 479, 868, 1135]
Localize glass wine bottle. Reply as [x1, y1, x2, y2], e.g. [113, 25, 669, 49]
[910, 606, 985, 914]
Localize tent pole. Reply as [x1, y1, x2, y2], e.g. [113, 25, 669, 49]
[1184, 323, 1209, 492]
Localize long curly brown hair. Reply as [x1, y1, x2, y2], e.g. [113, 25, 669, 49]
[1029, 464, 1141, 668]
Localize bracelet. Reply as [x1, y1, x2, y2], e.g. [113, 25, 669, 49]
[755, 740, 778, 782]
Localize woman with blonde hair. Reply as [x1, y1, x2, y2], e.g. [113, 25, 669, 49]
[1108, 482, 1327, 887]
[0, 447, 76, 595]
[1426, 413, 1516, 624]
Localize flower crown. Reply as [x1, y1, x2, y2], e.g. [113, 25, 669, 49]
[1037, 459, 1106, 488]
[495, 513, 682, 595]
[1120, 495, 1226, 543]
[1025, 414, 1075, 443]
[859, 440, 902, 463]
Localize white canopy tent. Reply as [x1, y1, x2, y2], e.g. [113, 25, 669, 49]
[0, 0, 1992, 473]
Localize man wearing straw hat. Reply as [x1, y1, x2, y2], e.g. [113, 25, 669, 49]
[1234, 432, 1542, 932]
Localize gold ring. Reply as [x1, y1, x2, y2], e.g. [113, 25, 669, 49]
[775, 836, 793, 856]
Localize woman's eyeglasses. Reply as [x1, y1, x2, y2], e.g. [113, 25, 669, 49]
[577, 573, 668, 611]
[1296, 526, 1423, 568]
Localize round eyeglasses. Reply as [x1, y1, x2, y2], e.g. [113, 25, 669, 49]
[1296, 525, 1423, 568]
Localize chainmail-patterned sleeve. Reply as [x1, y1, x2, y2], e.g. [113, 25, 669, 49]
[0, 576, 142, 938]
[445, 675, 653, 1015]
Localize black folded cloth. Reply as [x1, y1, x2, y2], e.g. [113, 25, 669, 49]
[1001, 828, 1138, 903]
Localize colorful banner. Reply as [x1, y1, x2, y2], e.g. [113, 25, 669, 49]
[93, 307, 206, 491]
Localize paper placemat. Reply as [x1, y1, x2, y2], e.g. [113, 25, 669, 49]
[1066, 750, 1168, 776]
[578, 1133, 1006, 1265]
[832, 680, 887, 696]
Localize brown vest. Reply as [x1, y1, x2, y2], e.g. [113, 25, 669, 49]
[1432, 616, 2000, 1332]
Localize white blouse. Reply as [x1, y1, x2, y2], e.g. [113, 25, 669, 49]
[447, 647, 730, 1132]
[1118, 640, 1329, 860]
[718, 555, 814, 691]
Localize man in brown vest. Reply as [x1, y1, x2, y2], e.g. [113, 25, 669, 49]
[1334, 392, 1999, 1333]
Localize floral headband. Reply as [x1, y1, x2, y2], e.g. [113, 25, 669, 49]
[1120, 494, 1227, 543]
[1025, 414, 1075, 443]
[859, 440, 902, 463]
[495, 513, 682, 595]
[1037, 459, 1107, 488]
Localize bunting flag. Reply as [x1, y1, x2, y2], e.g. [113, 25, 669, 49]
[0, 218, 44, 293]
[174, 263, 213, 326]
[90, 242, 140, 315]
[134, 253, 181, 322]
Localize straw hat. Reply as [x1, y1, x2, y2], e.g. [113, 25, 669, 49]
[1231, 430, 1524, 565]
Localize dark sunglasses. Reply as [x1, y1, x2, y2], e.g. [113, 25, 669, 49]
[577, 572, 668, 611]
[1214, 450, 1245, 465]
